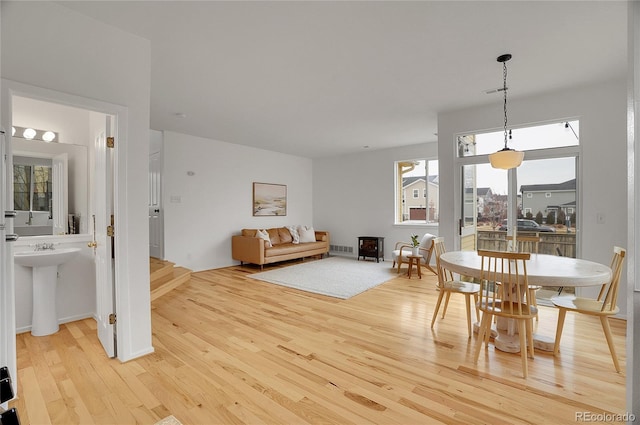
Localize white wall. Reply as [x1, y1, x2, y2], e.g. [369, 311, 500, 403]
[438, 78, 628, 317]
[1, 1, 152, 361]
[313, 142, 438, 260]
[163, 131, 314, 271]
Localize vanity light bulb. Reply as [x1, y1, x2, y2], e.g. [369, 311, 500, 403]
[23, 128, 36, 140]
[42, 131, 56, 142]
[12, 127, 16, 136]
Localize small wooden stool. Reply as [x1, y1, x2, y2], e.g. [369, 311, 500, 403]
[406, 255, 422, 279]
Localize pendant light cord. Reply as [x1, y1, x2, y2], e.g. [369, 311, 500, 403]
[503, 59, 509, 150]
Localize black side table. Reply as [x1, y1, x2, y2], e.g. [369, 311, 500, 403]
[358, 236, 384, 262]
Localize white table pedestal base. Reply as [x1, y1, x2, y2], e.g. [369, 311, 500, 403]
[472, 321, 555, 353]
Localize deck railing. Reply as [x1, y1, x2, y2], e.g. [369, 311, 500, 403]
[477, 231, 576, 258]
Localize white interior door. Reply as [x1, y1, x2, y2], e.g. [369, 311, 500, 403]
[93, 117, 116, 358]
[149, 150, 163, 259]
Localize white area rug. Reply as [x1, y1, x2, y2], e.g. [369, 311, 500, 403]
[248, 256, 396, 299]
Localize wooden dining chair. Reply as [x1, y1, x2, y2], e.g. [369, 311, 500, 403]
[516, 234, 541, 320]
[431, 237, 480, 338]
[473, 249, 537, 378]
[551, 246, 626, 372]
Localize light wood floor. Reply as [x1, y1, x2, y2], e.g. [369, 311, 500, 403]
[10, 258, 626, 424]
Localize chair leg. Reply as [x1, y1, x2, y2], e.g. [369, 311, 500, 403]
[600, 316, 622, 373]
[464, 294, 472, 338]
[397, 260, 402, 274]
[518, 319, 529, 378]
[553, 308, 567, 356]
[473, 293, 480, 322]
[473, 312, 490, 364]
[525, 318, 534, 359]
[442, 292, 452, 319]
[431, 290, 445, 329]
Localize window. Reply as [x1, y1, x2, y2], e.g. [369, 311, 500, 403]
[13, 156, 52, 213]
[457, 119, 580, 302]
[395, 159, 439, 224]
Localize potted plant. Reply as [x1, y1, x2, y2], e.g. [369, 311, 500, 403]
[411, 234, 420, 256]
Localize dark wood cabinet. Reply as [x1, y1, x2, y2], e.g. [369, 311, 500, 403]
[358, 236, 384, 262]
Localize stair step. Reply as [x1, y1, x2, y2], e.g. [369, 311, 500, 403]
[150, 257, 175, 281]
[151, 266, 191, 301]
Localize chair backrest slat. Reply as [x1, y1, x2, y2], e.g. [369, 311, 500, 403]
[516, 234, 540, 254]
[599, 246, 626, 312]
[477, 249, 532, 318]
[433, 237, 453, 287]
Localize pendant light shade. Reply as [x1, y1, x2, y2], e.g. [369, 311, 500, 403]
[490, 54, 524, 170]
[489, 148, 524, 169]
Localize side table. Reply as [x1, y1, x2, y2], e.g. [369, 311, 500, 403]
[406, 255, 422, 279]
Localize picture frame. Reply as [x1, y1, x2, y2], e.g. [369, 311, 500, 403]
[253, 182, 287, 216]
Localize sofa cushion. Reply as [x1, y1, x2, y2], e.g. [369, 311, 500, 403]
[265, 241, 327, 257]
[298, 225, 316, 243]
[242, 229, 257, 237]
[267, 228, 281, 245]
[278, 227, 293, 244]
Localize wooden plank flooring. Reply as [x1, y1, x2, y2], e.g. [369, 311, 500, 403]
[10, 258, 626, 424]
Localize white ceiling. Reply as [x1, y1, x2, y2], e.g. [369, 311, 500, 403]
[58, 1, 627, 158]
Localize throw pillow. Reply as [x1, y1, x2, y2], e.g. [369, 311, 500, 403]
[286, 225, 300, 244]
[256, 229, 272, 248]
[420, 233, 435, 249]
[298, 225, 316, 243]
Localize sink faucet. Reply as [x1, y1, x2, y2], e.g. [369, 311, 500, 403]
[26, 211, 33, 225]
[34, 243, 55, 251]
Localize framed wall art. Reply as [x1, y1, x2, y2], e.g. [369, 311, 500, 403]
[253, 182, 287, 216]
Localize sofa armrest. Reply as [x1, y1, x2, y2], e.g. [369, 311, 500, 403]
[232, 235, 265, 264]
[315, 231, 329, 243]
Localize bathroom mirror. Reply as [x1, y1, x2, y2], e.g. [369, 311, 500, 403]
[12, 138, 88, 237]
[11, 94, 92, 238]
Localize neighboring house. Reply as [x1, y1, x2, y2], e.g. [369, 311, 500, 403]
[520, 179, 576, 222]
[402, 175, 439, 221]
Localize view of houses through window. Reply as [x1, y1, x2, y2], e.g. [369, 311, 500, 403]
[395, 159, 439, 224]
[459, 120, 580, 301]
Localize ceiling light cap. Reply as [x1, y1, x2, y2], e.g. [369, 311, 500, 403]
[497, 54, 512, 63]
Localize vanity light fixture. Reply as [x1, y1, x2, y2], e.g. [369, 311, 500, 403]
[488, 54, 524, 170]
[42, 131, 56, 142]
[12, 126, 59, 143]
[22, 128, 36, 140]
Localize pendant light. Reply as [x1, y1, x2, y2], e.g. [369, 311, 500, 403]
[489, 54, 524, 169]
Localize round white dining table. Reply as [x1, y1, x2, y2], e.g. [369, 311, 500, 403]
[438, 250, 612, 352]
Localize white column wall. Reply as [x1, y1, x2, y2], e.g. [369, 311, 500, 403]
[1, 1, 152, 361]
[627, 0, 639, 417]
[163, 131, 314, 271]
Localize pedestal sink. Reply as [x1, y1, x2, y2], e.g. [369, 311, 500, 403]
[14, 248, 81, 336]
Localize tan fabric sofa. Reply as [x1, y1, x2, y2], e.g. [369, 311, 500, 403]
[232, 227, 330, 269]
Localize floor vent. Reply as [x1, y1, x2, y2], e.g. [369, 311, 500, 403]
[330, 245, 353, 253]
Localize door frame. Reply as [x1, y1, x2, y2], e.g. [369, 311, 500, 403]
[0, 79, 128, 386]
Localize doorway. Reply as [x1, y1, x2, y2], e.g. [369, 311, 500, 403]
[1, 80, 123, 389]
